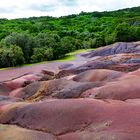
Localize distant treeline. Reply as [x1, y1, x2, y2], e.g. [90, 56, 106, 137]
[0, 6, 140, 68]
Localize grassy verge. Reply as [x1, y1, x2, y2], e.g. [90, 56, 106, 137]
[0, 67, 9, 70]
[55, 55, 75, 62]
[56, 48, 95, 62]
[67, 48, 94, 56]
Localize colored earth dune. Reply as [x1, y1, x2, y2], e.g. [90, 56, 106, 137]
[0, 41, 140, 140]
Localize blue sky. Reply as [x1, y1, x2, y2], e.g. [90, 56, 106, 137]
[0, 0, 140, 19]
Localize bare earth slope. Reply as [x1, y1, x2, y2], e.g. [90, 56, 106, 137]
[0, 41, 140, 140]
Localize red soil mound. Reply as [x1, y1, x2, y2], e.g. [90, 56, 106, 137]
[0, 99, 140, 139]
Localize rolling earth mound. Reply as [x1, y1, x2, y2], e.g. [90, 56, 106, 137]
[1, 41, 140, 140]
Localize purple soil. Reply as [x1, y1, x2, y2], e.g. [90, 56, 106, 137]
[1, 42, 140, 140]
[0, 53, 89, 82]
[0, 62, 61, 82]
[0, 124, 56, 140]
[1, 99, 140, 139]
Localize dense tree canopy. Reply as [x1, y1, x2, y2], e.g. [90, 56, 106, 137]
[0, 6, 140, 68]
[0, 45, 25, 67]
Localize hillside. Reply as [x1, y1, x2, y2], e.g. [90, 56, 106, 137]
[0, 6, 140, 68]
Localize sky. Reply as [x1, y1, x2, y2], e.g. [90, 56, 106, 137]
[0, 0, 140, 19]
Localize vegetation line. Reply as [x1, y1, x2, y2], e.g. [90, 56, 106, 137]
[0, 49, 94, 70]
[0, 6, 139, 68]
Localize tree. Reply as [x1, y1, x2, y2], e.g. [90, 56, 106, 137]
[1, 32, 37, 63]
[0, 45, 25, 68]
[0, 6, 140, 68]
[31, 47, 54, 63]
[60, 36, 76, 53]
[31, 48, 45, 63]
[114, 23, 131, 42]
[44, 48, 54, 60]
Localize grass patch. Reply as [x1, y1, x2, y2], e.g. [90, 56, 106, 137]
[0, 67, 9, 70]
[68, 48, 94, 55]
[56, 48, 95, 62]
[55, 55, 75, 62]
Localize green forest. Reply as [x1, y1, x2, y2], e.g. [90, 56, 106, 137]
[0, 6, 140, 68]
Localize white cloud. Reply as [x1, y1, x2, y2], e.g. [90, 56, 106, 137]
[0, 0, 139, 19]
